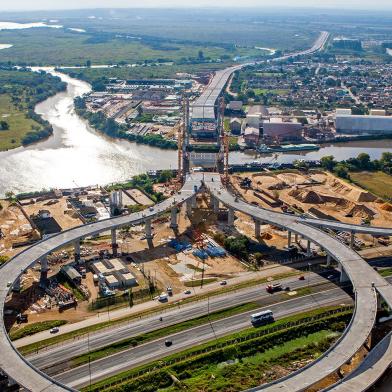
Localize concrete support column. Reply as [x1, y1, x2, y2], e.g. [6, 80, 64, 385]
[288, 231, 292, 247]
[111, 229, 118, 256]
[186, 198, 193, 215]
[350, 231, 355, 249]
[170, 207, 178, 229]
[326, 254, 332, 267]
[13, 277, 21, 292]
[339, 263, 350, 283]
[211, 196, 219, 213]
[294, 233, 299, 243]
[145, 219, 153, 240]
[228, 207, 235, 227]
[74, 240, 81, 262]
[40, 256, 49, 287]
[306, 240, 312, 257]
[255, 220, 261, 238]
[191, 195, 197, 208]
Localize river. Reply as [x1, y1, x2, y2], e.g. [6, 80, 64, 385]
[1, 70, 392, 197]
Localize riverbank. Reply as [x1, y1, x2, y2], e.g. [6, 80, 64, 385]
[0, 67, 66, 151]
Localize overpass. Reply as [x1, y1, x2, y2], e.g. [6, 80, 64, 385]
[1, 170, 392, 391]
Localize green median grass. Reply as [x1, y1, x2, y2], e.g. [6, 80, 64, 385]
[10, 320, 67, 341]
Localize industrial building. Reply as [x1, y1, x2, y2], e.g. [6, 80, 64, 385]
[243, 127, 260, 147]
[336, 114, 392, 134]
[90, 258, 137, 289]
[263, 118, 303, 141]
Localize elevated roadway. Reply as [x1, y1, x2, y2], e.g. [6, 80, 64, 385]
[1, 170, 392, 391]
[191, 31, 329, 124]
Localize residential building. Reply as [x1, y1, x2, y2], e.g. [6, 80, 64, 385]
[230, 118, 242, 134]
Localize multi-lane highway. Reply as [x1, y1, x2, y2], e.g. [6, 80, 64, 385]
[28, 271, 342, 370]
[53, 288, 353, 389]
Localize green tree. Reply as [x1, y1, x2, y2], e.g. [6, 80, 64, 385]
[320, 155, 336, 171]
[334, 164, 349, 179]
[198, 50, 204, 60]
[0, 120, 9, 130]
[356, 153, 371, 170]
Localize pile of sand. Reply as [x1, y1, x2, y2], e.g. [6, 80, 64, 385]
[329, 179, 352, 196]
[348, 188, 377, 202]
[346, 204, 376, 219]
[260, 232, 273, 240]
[329, 177, 377, 202]
[381, 203, 392, 212]
[289, 189, 325, 204]
[268, 182, 288, 190]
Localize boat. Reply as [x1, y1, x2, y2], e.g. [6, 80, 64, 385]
[257, 143, 320, 153]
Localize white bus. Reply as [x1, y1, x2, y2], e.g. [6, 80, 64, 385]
[251, 310, 274, 326]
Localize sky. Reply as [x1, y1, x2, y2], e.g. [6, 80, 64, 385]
[1, 0, 392, 12]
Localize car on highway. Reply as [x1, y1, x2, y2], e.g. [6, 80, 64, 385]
[266, 283, 282, 293]
[220, 280, 227, 286]
[50, 327, 59, 334]
[164, 339, 173, 347]
[299, 275, 305, 280]
[158, 293, 169, 302]
[184, 290, 192, 295]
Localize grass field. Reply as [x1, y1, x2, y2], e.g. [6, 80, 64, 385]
[0, 94, 42, 151]
[349, 171, 392, 199]
[0, 28, 263, 67]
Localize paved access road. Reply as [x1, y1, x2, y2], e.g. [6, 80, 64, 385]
[54, 287, 352, 389]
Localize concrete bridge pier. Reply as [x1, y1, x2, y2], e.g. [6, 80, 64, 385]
[170, 207, 178, 229]
[288, 231, 292, 247]
[339, 263, 350, 283]
[326, 254, 332, 267]
[254, 220, 261, 238]
[74, 240, 81, 262]
[111, 229, 118, 256]
[186, 197, 193, 216]
[350, 231, 355, 249]
[145, 219, 153, 240]
[294, 233, 299, 243]
[40, 256, 49, 287]
[228, 207, 235, 227]
[211, 196, 219, 213]
[307, 240, 312, 257]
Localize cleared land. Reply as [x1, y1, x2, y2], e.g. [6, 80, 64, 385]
[0, 94, 42, 150]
